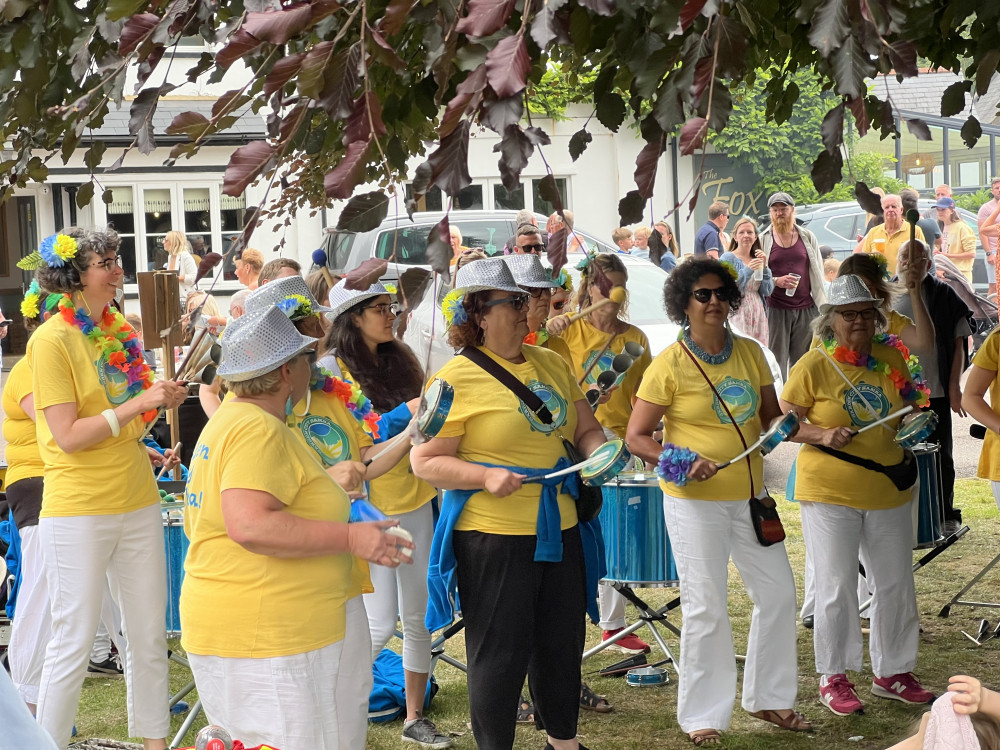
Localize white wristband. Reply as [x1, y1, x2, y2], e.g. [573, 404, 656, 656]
[102, 408, 120, 438]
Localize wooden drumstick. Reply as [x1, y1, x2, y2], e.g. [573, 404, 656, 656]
[155, 442, 182, 480]
[563, 286, 627, 324]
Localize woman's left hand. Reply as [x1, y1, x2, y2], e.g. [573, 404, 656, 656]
[689, 457, 718, 483]
[146, 446, 179, 470]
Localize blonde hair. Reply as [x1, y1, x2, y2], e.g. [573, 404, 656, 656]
[186, 290, 221, 317]
[578, 253, 629, 319]
[726, 216, 761, 254]
[164, 230, 188, 256]
[238, 248, 264, 274]
[125, 313, 143, 333]
[633, 225, 652, 240]
[225, 369, 283, 397]
[611, 227, 633, 245]
[823, 258, 841, 276]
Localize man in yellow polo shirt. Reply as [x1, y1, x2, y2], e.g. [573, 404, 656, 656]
[854, 193, 925, 274]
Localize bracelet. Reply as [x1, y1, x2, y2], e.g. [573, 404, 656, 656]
[101, 408, 120, 438]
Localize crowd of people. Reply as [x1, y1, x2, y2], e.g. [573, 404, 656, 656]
[2, 188, 1000, 750]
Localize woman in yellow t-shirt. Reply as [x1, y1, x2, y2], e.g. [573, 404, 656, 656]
[781, 274, 934, 717]
[936, 198, 977, 282]
[962, 327, 1000, 502]
[411, 258, 606, 750]
[323, 276, 451, 748]
[28, 228, 189, 750]
[627, 258, 806, 746]
[180, 307, 410, 750]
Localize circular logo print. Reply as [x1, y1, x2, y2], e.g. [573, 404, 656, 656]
[96, 353, 132, 405]
[711, 376, 759, 425]
[300, 415, 351, 466]
[842, 381, 890, 427]
[517, 380, 568, 433]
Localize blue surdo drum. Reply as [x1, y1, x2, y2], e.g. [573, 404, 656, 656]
[598, 473, 678, 587]
[911, 442, 944, 550]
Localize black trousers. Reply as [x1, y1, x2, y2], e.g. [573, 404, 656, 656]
[928, 396, 959, 522]
[454, 527, 586, 750]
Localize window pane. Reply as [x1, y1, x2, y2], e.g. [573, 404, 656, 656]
[119, 235, 137, 285]
[454, 185, 483, 210]
[494, 183, 525, 210]
[143, 188, 172, 272]
[106, 186, 137, 283]
[452, 220, 507, 255]
[825, 215, 857, 242]
[183, 187, 211, 265]
[404, 184, 444, 212]
[951, 131, 991, 188]
[531, 178, 567, 217]
[900, 123, 943, 191]
[219, 194, 246, 281]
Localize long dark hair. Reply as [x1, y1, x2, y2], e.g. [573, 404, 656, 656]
[322, 298, 424, 412]
[648, 230, 668, 268]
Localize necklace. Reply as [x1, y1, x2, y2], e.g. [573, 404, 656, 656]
[57, 294, 157, 422]
[310, 366, 381, 438]
[821, 337, 930, 407]
[683, 330, 732, 365]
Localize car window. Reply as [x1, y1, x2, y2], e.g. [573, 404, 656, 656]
[824, 214, 857, 242]
[322, 231, 356, 269]
[373, 220, 511, 263]
[453, 220, 510, 256]
[572, 230, 617, 255]
[564, 257, 669, 326]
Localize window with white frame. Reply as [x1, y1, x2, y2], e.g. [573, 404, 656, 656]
[402, 177, 569, 216]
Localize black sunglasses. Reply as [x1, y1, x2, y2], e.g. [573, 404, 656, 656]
[517, 243, 545, 254]
[484, 295, 529, 311]
[690, 288, 731, 303]
[552, 300, 567, 311]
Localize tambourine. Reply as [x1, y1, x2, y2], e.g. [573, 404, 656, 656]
[758, 412, 801, 457]
[416, 378, 454, 439]
[580, 438, 632, 486]
[626, 666, 669, 688]
[894, 411, 938, 449]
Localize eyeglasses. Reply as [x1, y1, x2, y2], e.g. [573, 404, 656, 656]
[362, 302, 399, 317]
[836, 308, 877, 322]
[523, 287, 549, 298]
[517, 243, 545, 254]
[89, 255, 123, 271]
[484, 294, 529, 311]
[690, 288, 731, 303]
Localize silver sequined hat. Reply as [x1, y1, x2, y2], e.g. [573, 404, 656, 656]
[326, 278, 394, 321]
[501, 254, 560, 288]
[453, 257, 522, 295]
[245, 274, 331, 319]
[819, 273, 879, 314]
[216, 306, 318, 382]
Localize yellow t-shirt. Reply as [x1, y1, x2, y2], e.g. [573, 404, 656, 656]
[972, 330, 1000, 480]
[861, 224, 926, 273]
[781, 344, 914, 510]
[887, 309, 911, 337]
[544, 334, 574, 369]
[337, 358, 435, 517]
[636, 336, 772, 501]
[944, 221, 977, 281]
[432, 345, 585, 533]
[180, 400, 352, 658]
[29, 315, 157, 517]
[2, 357, 43, 485]
[559, 319, 652, 439]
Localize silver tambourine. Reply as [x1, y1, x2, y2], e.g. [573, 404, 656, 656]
[415, 378, 454, 441]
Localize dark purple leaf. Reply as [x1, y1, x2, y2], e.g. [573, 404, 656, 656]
[618, 190, 645, 226]
[523, 126, 550, 146]
[217, 28, 264, 69]
[165, 111, 211, 138]
[537, 175, 564, 213]
[242, 3, 313, 44]
[831, 35, 874, 99]
[129, 85, 175, 155]
[578, 0, 616, 17]
[530, 0, 570, 49]
[634, 138, 664, 199]
[690, 56, 714, 101]
[263, 53, 305, 98]
[678, 116, 708, 156]
[76, 181, 95, 209]
[854, 182, 882, 216]
[905, 118, 932, 141]
[679, 0, 707, 30]
[811, 148, 843, 196]
[318, 43, 362, 120]
[119, 13, 158, 55]
[409, 160, 433, 199]
[344, 258, 390, 290]
[426, 217, 452, 281]
[343, 92, 387, 145]
[820, 103, 844, 155]
[595, 93, 626, 132]
[223, 141, 277, 196]
[368, 28, 405, 70]
[323, 140, 371, 199]
[336, 191, 390, 232]
[486, 34, 530, 98]
[427, 121, 472, 198]
[382, 0, 412, 35]
[439, 64, 488, 138]
[847, 96, 870, 138]
[546, 226, 567, 276]
[960, 116, 983, 149]
[480, 91, 523, 133]
[297, 41, 335, 99]
[976, 50, 1000, 96]
[136, 45, 165, 88]
[807, 0, 848, 57]
[887, 40, 918, 78]
[212, 89, 251, 118]
[569, 129, 592, 161]
[194, 252, 223, 284]
[940, 80, 972, 118]
[404, 197, 419, 221]
[713, 15, 747, 79]
[456, 0, 516, 37]
[495, 125, 534, 191]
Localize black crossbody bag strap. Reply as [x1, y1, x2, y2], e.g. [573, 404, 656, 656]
[459, 347, 553, 425]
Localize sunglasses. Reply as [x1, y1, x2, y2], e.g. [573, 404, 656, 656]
[836, 308, 877, 322]
[690, 288, 731, 303]
[518, 243, 544, 253]
[484, 294, 529, 311]
[552, 300, 567, 311]
[523, 287, 549, 298]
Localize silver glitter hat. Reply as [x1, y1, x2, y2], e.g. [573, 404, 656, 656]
[453, 257, 522, 295]
[216, 306, 318, 382]
[819, 273, 879, 314]
[326, 278, 393, 321]
[245, 274, 331, 319]
[501, 254, 560, 288]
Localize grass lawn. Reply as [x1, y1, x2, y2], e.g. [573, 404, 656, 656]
[75, 479, 1000, 749]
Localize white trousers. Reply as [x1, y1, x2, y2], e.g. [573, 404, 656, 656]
[364, 502, 434, 674]
[663, 494, 799, 734]
[799, 499, 918, 677]
[992, 481, 1000, 512]
[338, 596, 372, 749]
[597, 425, 628, 630]
[189, 640, 346, 750]
[37, 505, 169, 748]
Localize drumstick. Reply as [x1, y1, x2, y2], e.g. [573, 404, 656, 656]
[714, 434, 769, 469]
[563, 286, 627, 324]
[362, 430, 410, 467]
[850, 405, 914, 436]
[524, 454, 606, 482]
[155, 442, 182, 480]
[578, 330, 617, 386]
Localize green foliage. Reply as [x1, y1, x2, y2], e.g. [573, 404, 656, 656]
[756, 152, 907, 206]
[955, 187, 993, 212]
[527, 65, 598, 120]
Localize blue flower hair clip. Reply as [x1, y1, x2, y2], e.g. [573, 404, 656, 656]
[442, 289, 468, 328]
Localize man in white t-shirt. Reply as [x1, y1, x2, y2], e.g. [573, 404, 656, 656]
[978, 176, 1000, 297]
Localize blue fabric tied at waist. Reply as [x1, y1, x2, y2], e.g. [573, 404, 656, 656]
[425, 456, 606, 633]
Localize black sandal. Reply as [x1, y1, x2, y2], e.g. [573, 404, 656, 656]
[580, 682, 613, 713]
[517, 694, 535, 723]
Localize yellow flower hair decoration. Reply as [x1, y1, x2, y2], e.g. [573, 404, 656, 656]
[38, 233, 79, 268]
[719, 260, 739, 281]
[21, 280, 41, 318]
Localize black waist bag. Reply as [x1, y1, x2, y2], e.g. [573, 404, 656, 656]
[814, 445, 918, 491]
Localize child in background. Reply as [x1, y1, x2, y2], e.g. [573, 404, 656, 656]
[125, 313, 157, 371]
[823, 257, 840, 294]
[887, 675, 1000, 749]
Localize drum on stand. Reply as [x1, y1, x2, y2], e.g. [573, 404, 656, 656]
[911, 443, 944, 550]
[598, 473, 678, 587]
[162, 503, 188, 636]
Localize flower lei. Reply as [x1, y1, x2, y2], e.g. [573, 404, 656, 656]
[21, 280, 42, 318]
[442, 288, 467, 328]
[276, 293, 316, 320]
[524, 327, 550, 346]
[57, 294, 158, 422]
[821, 337, 931, 407]
[40, 233, 78, 267]
[656, 443, 699, 486]
[719, 260, 739, 281]
[310, 366, 381, 438]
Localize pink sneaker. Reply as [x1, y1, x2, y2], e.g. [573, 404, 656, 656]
[872, 673, 935, 705]
[601, 628, 650, 655]
[819, 674, 864, 716]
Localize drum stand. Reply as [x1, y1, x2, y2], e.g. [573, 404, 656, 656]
[397, 618, 468, 677]
[167, 649, 204, 750]
[581, 583, 682, 674]
[940, 542, 1000, 618]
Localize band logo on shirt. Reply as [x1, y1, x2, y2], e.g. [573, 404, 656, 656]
[299, 415, 351, 466]
[842, 382, 889, 428]
[96, 353, 132, 405]
[711, 376, 758, 425]
[517, 380, 568, 433]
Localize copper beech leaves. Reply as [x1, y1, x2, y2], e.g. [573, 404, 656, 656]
[343, 258, 389, 290]
[439, 64, 487, 138]
[486, 34, 530, 98]
[678, 117, 708, 156]
[425, 217, 452, 281]
[242, 3, 314, 45]
[336, 192, 389, 233]
[324, 139, 370, 199]
[634, 138, 664, 200]
[223, 141, 277, 196]
[546, 227, 567, 276]
[456, 0, 516, 38]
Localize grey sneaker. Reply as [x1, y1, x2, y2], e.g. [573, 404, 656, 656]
[86, 655, 123, 677]
[402, 717, 453, 749]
